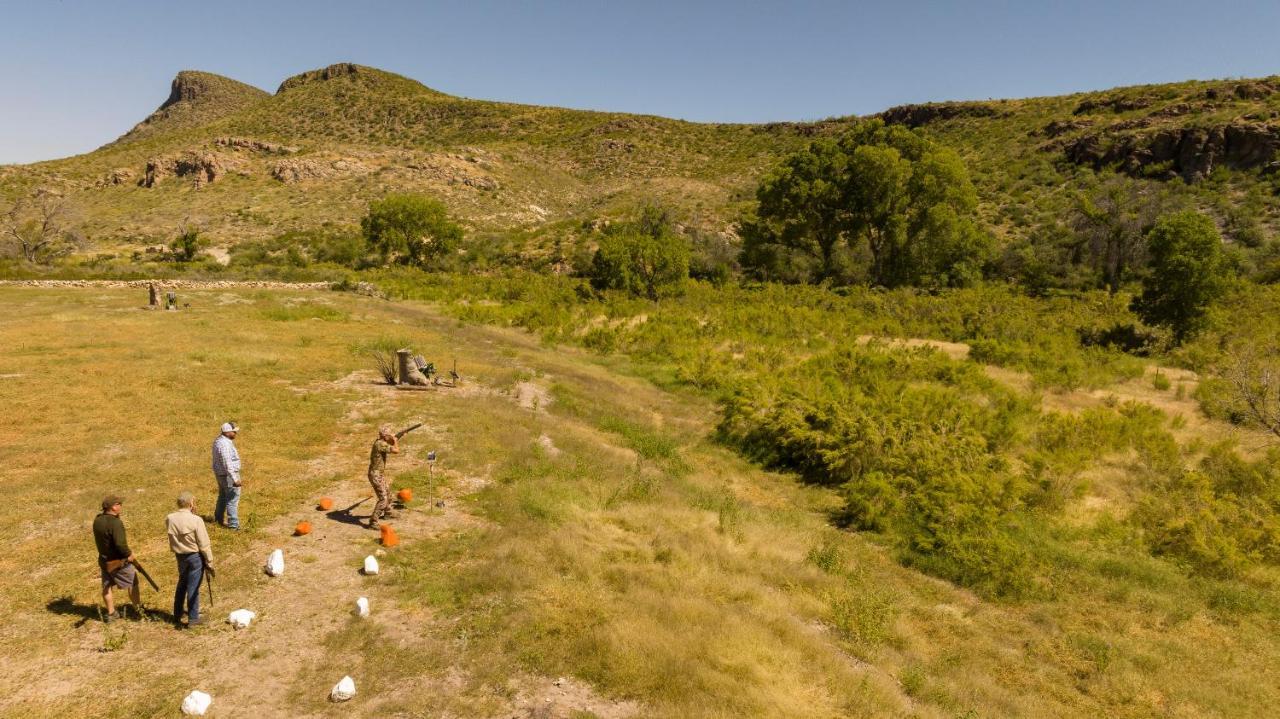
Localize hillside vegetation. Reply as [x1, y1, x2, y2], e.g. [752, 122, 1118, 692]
[5, 63, 1280, 272]
[6, 62, 1280, 717]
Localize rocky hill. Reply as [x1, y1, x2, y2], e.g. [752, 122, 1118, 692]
[3, 63, 1280, 261]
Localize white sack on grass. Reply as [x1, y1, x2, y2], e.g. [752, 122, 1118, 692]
[362, 555, 379, 575]
[265, 548, 285, 576]
[181, 690, 212, 715]
[355, 597, 370, 617]
[227, 609, 257, 629]
[330, 675, 357, 702]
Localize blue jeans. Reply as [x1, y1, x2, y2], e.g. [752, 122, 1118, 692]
[214, 478, 241, 529]
[174, 552, 204, 622]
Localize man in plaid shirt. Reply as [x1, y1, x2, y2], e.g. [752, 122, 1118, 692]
[212, 422, 242, 530]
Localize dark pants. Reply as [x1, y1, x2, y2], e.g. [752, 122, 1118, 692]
[174, 552, 204, 622]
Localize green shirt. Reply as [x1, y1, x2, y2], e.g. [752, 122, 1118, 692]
[92, 512, 131, 561]
[368, 439, 392, 473]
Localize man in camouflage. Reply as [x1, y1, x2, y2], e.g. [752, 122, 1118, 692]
[367, 425, 400, 528]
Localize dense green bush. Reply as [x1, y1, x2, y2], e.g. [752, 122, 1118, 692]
[588, 209, 690, 300]
[231, 226, 366, 269]
[1135, 446, 1280, 577]
[170, 227, 205, 262]
[719, 346, 1037, 596]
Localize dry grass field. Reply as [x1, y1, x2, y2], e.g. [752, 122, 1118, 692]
[2, 286, 1280, 718]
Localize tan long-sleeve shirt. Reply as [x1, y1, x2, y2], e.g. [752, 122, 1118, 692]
[165, 508, 213, 563]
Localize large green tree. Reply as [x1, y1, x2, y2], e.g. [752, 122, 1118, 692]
[361, 193, 462, 268]
[1069, 175, 1166, 294]
[1132, 210, 1230, 344]
[589, 207, 690, 300]
[740, 120, 989, 287]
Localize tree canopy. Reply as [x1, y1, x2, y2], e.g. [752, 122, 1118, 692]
[361, 193, 462, 268]
[589, 207, 690, 300]
[740, 120, 990, 288]
[1132, 210, 1229, 344]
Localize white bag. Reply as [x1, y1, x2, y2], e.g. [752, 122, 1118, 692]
[227, 609, 256, 629]
[181, 690, 212, 715]
[362, 555, 379, 575]
[355, 597, 370, 617]
[265, 548, 285, 576]
[330, 675, 356, 702]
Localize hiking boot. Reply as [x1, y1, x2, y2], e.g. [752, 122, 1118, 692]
[103, 611, 120, 624]
[188, 616, 205, 627]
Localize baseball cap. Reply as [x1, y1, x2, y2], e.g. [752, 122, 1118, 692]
[101, 495, 123, 511]
[221, 422, 239, 433]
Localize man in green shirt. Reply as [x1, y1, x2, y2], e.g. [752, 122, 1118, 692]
[92, 495, 140, 622]
[367, 425, 400, 528]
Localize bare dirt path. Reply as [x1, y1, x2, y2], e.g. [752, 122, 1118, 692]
[2, 367, 634, 718]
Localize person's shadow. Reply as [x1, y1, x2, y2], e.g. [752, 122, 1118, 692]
[47, 596, 177, 627]
[325, 497, 372, 527]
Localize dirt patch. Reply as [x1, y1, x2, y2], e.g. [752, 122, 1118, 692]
[515, 381, 552, 411]
[856, 335, 971, 360]
[205, 246, 232, 266]
[0, 364, 634, 718]
[510, 675, 640, 719]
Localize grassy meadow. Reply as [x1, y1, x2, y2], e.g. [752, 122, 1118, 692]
[0, 281, 1277, 717]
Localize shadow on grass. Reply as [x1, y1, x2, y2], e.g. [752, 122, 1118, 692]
[326, 497, 372, 527]
[47, 595, 178, 627]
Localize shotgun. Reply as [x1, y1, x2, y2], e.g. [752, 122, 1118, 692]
[395, 422, 423, 439]
[203, 561, 216, 607]
[131, 559, 160, 592]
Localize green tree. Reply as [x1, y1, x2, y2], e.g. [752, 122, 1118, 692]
[1069, 175, 1166, 294]
[361, 193, 462, 268]
[170, 227, 205, 262]
[1132, 210, 1230, 344]
[589, 209, 689, 300]
[740, 120, 989, 287]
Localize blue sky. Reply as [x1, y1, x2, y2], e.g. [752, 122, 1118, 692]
[2, 0, 1279, 164]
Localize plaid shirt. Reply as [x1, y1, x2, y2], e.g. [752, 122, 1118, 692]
[212, 434, 241, 484]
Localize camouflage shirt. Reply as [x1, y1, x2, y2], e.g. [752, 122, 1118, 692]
[368, 438, 392, 474]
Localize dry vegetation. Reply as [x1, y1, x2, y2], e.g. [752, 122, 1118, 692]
[1, 285, 1279, 718]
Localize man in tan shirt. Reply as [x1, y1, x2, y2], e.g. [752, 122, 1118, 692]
[165, 492, 213, 628]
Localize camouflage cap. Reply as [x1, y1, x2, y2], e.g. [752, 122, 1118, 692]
[101, 495, 124, 511]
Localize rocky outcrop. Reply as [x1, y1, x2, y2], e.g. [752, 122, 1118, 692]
[140, 151, 247, 188]
[96, 168, 136, 187]
[270, 157, 372, 183]
[1205, 80, 1280, 101]
[1073, 95, 1153, 115]
[1062, 122, 1280, 181]
[111, 72, 269, 146]
[277, 63, 361, 93]
[1038, 119, 1094, 137]
[213, 137, 298, 154]
[400, 156, 500, 190]
[878, 102, 1002, 128]
[160, 71, 217, 110]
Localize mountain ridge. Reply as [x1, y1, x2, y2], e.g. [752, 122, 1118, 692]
[4, 63, 1280, 268]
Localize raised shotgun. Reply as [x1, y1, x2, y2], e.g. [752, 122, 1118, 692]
[395, 422, 423, 439]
